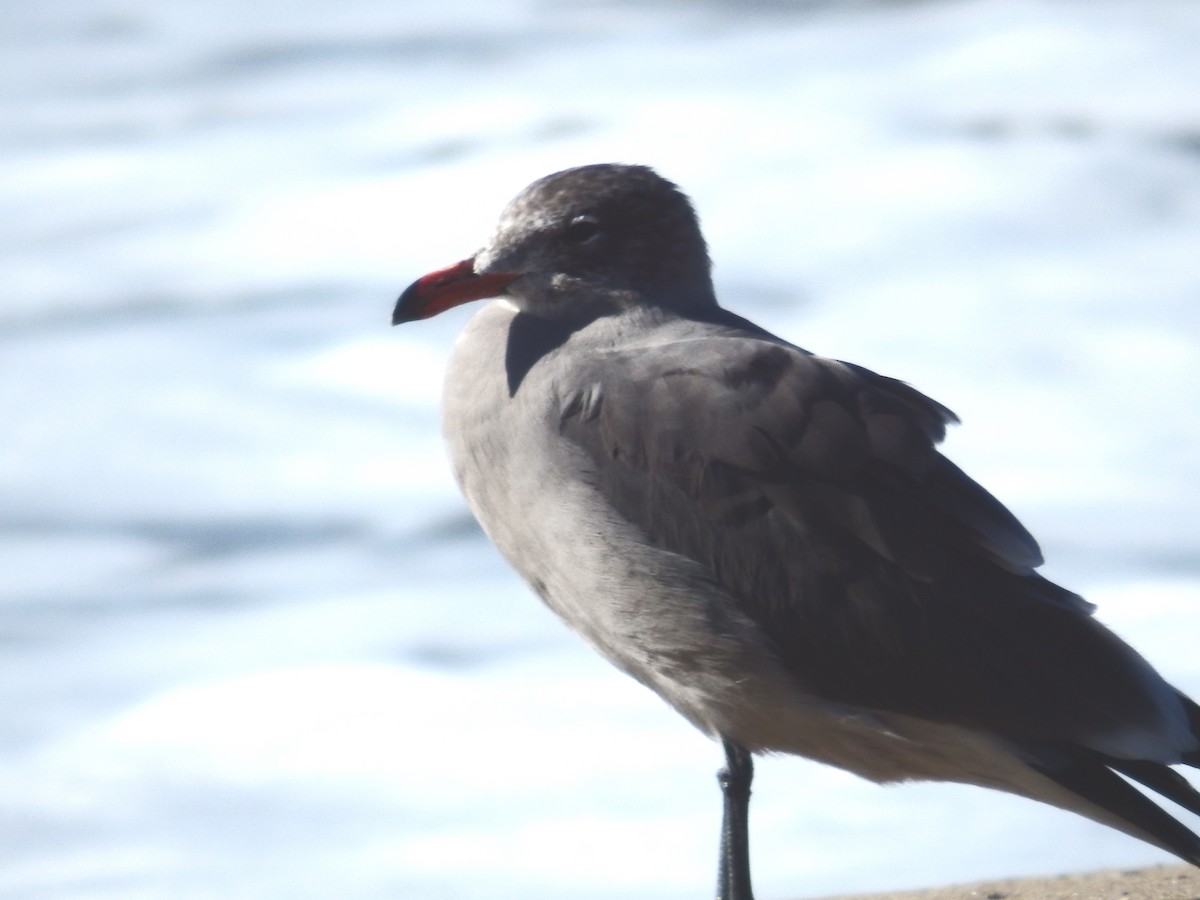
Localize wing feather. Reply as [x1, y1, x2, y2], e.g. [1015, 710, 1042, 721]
[557, 332, 1167, 743]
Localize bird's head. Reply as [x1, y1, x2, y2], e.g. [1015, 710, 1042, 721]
[393, 163, 716, 325]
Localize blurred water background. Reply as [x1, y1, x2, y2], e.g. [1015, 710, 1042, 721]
[3, 1, 1200, 898]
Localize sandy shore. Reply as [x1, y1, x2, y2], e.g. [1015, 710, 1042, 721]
[818, 864, 1200, 900]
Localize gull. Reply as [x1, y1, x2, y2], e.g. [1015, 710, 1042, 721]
[392, 163, 1200, 899]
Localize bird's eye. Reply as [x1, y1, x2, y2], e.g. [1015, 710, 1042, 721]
[564, 215, 601, 245]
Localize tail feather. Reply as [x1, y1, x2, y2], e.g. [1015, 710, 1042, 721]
[1029, 749, 1200, 866]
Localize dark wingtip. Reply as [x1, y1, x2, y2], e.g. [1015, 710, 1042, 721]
[1108, 758, 1200, 820]
[1030, 747, 1200, 867]
[1179, 691, 1200, 769]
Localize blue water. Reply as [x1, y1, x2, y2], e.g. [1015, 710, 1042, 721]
[3, 1, 1200, 897]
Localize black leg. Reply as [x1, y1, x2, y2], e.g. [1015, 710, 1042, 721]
[716, 739, 756, 900]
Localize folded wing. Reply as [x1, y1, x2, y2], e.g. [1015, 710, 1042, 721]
[557, 330, 1178, 749]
